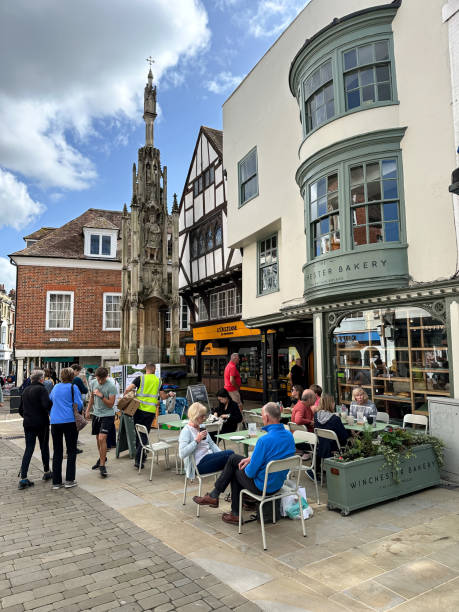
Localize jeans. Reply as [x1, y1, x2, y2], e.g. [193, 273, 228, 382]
[51, 422, 78, 485]
[133, 409, 155, 465]
[20, 427, 50, 479]
[213, 453, 262, 514]
[196, 450, 234, 475]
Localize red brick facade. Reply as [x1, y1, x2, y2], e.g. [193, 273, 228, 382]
[15, 265, 121, 350]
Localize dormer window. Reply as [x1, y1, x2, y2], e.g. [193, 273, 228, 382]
[83, 228, 118, 258]
[26, 239, 37, 248]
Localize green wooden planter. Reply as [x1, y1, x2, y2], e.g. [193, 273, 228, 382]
[325, 444, 440, 516]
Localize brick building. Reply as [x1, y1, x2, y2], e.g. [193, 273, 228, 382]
[10, 209, 122, 385]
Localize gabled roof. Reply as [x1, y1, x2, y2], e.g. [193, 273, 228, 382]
[23, 227, 56, 241]
[83, 217, 119, 230]
[11, 208, 123, 260]
[202, 126, 223, 157]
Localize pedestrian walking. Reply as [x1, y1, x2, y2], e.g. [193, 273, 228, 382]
[17, 369, 53, 489]
[71, 364, 88, 455]
[123, 363, 160, 469]
[85, 367, 116, 478]
[224, 353, 243, 413]
[43, 368, 54, 394]
[49, 367, 82, 489]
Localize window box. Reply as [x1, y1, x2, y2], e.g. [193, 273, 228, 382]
[325, 444, 440, 516]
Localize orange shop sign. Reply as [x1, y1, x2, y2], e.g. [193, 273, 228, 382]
[193, 320, 261, 341]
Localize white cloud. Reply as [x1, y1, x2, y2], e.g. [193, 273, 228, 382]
[248, 0, 307, 38]
[0, 169, 45, 230]
[0, 0, 210, 191]
[0, 257, 17, 292]
[206, 71, 244, 95]
[221, 0, 307, 39]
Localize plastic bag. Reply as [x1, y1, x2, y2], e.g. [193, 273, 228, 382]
[280, 485, 314, 520]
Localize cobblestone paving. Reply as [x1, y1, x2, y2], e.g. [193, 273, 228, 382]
[0, 440, 259, 612]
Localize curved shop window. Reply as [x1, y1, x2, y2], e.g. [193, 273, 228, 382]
[333, 306, 450, 423]
[289, 3, 400, 138]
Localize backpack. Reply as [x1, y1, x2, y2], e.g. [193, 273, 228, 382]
[245, 498, 282, 525]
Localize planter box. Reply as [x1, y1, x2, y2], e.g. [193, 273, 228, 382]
[325, 444, 440, 516]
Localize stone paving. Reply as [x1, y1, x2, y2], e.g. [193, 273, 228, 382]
[0, 439, 259, 612]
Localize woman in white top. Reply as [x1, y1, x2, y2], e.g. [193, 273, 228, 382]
[179, 402, 234, 480]
[349, 387, 377, 419]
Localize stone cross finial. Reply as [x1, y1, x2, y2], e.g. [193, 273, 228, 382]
[146, 56, 155, 68]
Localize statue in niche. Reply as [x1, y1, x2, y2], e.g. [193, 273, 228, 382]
[145, 218, 162, 262]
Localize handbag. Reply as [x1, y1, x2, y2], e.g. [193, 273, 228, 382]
[72, 383, 88, 431]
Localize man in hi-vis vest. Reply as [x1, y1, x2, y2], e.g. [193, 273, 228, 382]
[124, 363, 160, 468]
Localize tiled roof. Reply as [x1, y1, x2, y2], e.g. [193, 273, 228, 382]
[23, 227, 57, 241]
[11, 208, 123, 260]
[202, 126, 223, 157]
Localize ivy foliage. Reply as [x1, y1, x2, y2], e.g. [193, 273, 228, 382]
[334, 427, 444, 483]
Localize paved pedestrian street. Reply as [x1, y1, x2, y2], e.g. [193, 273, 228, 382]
[0, 439, 259, 612]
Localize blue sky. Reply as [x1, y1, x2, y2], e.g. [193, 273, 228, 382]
[0, 0, 307, 291]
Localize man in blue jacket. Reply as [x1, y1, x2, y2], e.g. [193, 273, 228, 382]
[193, 402, 296, 524]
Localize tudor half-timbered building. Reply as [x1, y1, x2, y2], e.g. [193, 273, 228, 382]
[178, 127, 263, 395]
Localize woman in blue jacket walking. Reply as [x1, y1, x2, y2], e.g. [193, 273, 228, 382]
[49, 367, 83, 489]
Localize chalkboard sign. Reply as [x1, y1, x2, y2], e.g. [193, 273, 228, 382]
[186, 384, 209, 409]
[116, 412, 137, 459]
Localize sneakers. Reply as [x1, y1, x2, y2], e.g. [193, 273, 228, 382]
[64, 481, 78, 488]
[52, 483, 63, 490]
[18, 479, 34, 490]
[42, 471, 53, 481]
[99, 465, 108, 478]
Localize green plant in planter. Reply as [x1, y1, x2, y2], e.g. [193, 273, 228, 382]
[334, 428, 445, 483]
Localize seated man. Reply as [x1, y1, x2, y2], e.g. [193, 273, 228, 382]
[193, 402, 296, 524]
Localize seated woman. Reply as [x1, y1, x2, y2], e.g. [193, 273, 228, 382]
[309, 384, 322, 408]
[213, 388, 243, 436]
[349, 387, 377, 419]
[289, 384, 303, 408]
[179, 402, 234, 478]
[314, 393, 350, 464]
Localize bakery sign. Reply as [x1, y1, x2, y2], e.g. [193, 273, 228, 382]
[303, 246, 408, 296]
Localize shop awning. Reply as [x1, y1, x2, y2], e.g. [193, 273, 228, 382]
[201, 343, 228, 356]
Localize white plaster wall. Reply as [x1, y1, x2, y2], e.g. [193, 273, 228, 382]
[206, 252, 214, 276]
[204, 186, 215, 215]
[216, 184, 224, 206]
[194, 194, 203, 221]
[185, 209, 193, 228]
[202, 135, 209, 168]
[209, 144, 218, 164]
[214, 248, 223, 273]
[179, 207, 185, 232]
[215, 163, 223, 185]
[185, 191, 193, 208]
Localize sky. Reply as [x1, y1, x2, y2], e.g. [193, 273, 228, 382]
[0, 0, 308, 292]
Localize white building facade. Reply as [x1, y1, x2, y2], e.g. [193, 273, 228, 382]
[224, 0, 459, 419]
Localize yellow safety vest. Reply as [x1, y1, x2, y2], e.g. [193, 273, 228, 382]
[137, 374, 160, 413]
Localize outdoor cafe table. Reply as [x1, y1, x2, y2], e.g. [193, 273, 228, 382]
[343, 421, 387, 433]
[216, 430, 266, 457]
[159, 418, 224, 431]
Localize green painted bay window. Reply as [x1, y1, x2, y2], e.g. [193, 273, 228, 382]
[351, 158, 400, 247]
[289, 2, 400, 138]
[310, 172, 340, 256]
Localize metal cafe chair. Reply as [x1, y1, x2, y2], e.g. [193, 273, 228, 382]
[182, 454, 222, 518]
[314, 428, 342, 487]
[238, 455, 307, 550]
[134, 424, 172, 481]
[242, 410, 263, 426]
[288, 423, 320, 505]
[403, 413, 428, 433]
[376, 411, 390, 423]
[156, 414, 182, 473]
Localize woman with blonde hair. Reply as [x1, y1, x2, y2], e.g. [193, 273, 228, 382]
[179, 402, 234, 480]
[349, 387, 377, 419]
